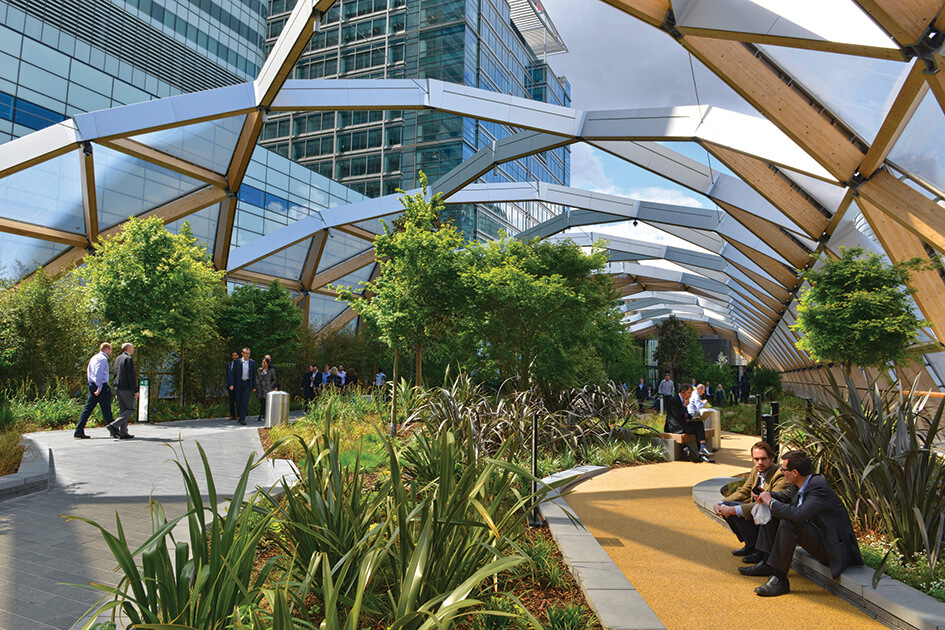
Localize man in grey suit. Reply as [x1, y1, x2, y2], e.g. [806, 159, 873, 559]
[739, 450, 862, 596]
[108, 342, 137, 439]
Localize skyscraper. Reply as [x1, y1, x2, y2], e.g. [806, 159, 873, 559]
[260, 0, 570, 240]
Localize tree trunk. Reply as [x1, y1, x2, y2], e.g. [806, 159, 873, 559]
[415, 343, 422, 388]
[390, 346, 399, 435]
[179, 343, 184, 406]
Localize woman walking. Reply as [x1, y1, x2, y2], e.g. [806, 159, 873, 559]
[255, 356, 278, 421]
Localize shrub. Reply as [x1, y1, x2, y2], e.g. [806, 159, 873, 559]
[785, 372, 945, 563]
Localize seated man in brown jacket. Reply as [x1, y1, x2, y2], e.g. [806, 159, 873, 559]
[714, 441, 787, 564]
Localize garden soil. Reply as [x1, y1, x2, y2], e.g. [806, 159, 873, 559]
[564, 431, 887, 630]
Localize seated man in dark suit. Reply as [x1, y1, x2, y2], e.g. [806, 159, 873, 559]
[739, 450, 862, 597]
[713, 441, 788, 563]
[664, 383, 714, 462]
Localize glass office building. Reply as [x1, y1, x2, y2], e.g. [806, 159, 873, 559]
[260, 0, 571, 241]
[0, 0, 267, 143]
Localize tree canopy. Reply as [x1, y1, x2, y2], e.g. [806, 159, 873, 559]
[219, 280, 304, 364]
[80, 216, 223, 362]
[793, 247, 929, 369]
[653, 315, 703, 380]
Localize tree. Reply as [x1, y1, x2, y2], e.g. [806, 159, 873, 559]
[80, 217, 224, 400]
[465, 235, 613, 391]
[653, 315, 703, 380]
[0, 268, 93, 393]
[336, 173, 469, 387]
[219, 280, 304, 366]
[793, 247, 930, 370]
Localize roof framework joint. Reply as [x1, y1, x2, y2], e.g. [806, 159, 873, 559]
[658, 9, 683, 40]
[901, 23, 945, 74]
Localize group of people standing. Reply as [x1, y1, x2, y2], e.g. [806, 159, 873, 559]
[299, 364, 361, 410]
[74, 342, 138, 440]
[225, 348, 280, 425]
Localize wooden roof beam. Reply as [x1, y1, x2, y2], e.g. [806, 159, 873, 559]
[858, 169, 945, 254]
[717, 201, 811, 268]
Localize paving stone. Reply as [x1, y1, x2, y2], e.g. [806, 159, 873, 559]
[584, 588, 665, 630]
[570, 560, 633, 590]
[553, 532, 617, 565]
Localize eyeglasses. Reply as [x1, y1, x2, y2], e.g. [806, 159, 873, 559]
[780, 467, 792, 473]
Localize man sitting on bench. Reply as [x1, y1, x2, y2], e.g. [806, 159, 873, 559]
[664, 383, 714, 462]
[713, 441, 787, 564]
[739, 450, 863, 597]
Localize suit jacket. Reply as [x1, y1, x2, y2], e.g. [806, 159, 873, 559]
[769, 475, 862, 578]
[634, 384, 650, 401]
[235, 359, 256, 386]
[113, 351, 136, 391]
[301, 370, 319, 394]
[663, 393, 693, 433]
[727, 466, 788, 519]
[226, 359, 240, 388]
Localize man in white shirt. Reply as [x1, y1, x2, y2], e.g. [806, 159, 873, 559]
[74, 342, 115, 439]
[228, 347, 256, 425]
[688, 384, 708, 417]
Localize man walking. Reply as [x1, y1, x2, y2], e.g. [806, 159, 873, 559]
[656, 373, 674, 411]
[231, 347, 255, 425]
[107, 343, 137, 439]
[225, 351, 239, 420]
[74, 343, 115, 439]
[301, 364, 318, 411]
[634, 378, 650, 405]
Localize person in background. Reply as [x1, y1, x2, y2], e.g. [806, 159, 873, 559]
[656, 373, 674, 410]
[715, 383, 726, 407]
[634, 378, 650, 405]
[374, 370, 386, 392]
[233, 347, 255, 425]
[74, 342, 114, 439]
[327, 366, 343, 389]
[688, 384, 709, 419]
[338, 364, 347, 386]
[321, 364, 331, 389]
[740, 374, 751, 403]
[346, 368, 359, 390]
[301, 364, 318, 411]
[107, 342, 137, 439]
[255, 356, 278, 422]
[225, 351, 239, 421]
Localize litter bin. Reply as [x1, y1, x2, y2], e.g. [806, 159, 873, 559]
[138, 377, 149, 423]
[701, 408, 721, 452]
[265, 391, 290, 428]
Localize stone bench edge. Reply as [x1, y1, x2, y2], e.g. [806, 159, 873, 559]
[0, 438, 51, 503]
[539, 466, 667, 630]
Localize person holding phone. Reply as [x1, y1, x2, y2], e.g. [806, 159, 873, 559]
[713, 441, 787, 564]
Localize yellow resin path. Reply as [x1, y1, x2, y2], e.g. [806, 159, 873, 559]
[563, 432, 887, 630]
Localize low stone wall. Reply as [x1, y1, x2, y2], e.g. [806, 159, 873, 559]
[692, 477, 945, 630]
[0, 438, 51, 503]
[538, 466, 666, 630]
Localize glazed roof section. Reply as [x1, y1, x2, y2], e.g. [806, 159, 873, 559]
[2, 0, 945, 377]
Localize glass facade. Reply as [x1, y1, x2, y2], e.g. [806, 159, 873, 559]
[0, 0, 265, 143]
[260, 0, 571, 241]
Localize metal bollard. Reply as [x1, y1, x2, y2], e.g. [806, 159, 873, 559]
[754, 395, 762, 436]
[138, 377, 150, 423]
[769, 401, 780, 455]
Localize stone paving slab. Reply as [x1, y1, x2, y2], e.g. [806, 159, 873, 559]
[0, 418, 282, 630]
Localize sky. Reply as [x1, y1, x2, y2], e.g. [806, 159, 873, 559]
[535, 0, 759, 247]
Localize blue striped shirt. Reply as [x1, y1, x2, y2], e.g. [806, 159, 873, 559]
[87, 352, 110, 389]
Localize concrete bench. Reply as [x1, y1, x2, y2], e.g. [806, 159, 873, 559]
[658, 429, 716, 461]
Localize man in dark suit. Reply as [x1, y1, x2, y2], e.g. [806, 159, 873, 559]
[230, 347, 256, 425]
[107, 342, 137, 439]
[225, 351, 239, 420]
[664, 383, 714, 462]
[300, 364, 318, 411]
[714, 441, 788, 563]
[634, 378, 650, 405]
[740, 450, 862, 596]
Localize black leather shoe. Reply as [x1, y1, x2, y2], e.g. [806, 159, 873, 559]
[106, 425, 120, 439]
[238, 419, 246, 425]
[755, 575, 790, 596]
[739, 562, 775, 577]
[699, 453, 715, 463]
[73, 433, 91, 439]
[119, 434, 135, 439]
[732, 545, 752, 556]
[742, 551, 764, 564]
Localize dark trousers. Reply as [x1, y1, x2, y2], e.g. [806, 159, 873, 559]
[75, 383, 114, 436]
[258, 397, 266, 420]
[679, 419, 706, 444]
[228, 386, 238, 418]
[756, 516, 829, 573]
[110, 388, 135, 436]
[236, 380, 253, 423]
[302, 390, 314, 411]
[722, 502, 759, 549]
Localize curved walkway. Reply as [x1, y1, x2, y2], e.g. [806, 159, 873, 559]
[563, 432, 887, 630]
[0, 418, 281, 630]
